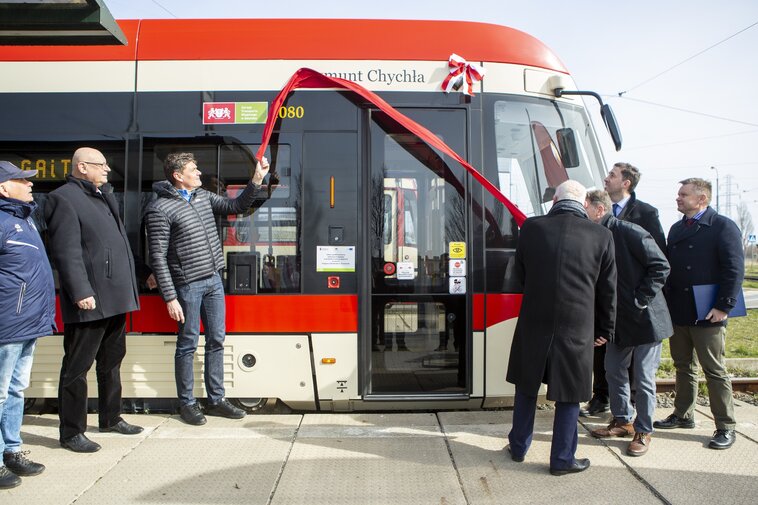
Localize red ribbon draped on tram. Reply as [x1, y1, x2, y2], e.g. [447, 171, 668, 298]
[256, 67, 526, 226]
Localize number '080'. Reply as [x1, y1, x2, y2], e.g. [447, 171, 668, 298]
[278, 106, 304, 119]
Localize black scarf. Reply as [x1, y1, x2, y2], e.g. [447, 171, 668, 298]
[548, 199, 588, 219]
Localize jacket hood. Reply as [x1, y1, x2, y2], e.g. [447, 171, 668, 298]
[152, 180, 185, 199]
[0, 197, 37, 219]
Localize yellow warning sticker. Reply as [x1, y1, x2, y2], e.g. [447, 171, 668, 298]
[449, 241, 466, 259]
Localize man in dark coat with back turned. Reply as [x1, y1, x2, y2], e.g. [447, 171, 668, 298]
[506, 180, 616, 476]
[45, 147, 142, 453]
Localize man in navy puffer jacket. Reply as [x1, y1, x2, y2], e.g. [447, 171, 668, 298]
[0, 161, 55, 489]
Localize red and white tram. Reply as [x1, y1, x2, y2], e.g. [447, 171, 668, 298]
[0, 19, 618, 412]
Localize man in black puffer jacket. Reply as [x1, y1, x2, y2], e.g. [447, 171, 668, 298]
[145, 152, 269, 425]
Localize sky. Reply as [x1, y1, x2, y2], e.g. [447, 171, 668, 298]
[105, 0, 758, 237]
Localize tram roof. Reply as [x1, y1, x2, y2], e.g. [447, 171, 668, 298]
[0, 18, 568, 73]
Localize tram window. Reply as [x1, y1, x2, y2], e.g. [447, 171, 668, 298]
[382, 194, 392, 246]
[371, 124, 465, 294]
[0, 144, 126, 293]
[220, 144, 300, 294]
[403, 189, 418, 247]
[492, 98, 605, 217]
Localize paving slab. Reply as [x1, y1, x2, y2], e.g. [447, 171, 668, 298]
[3, 408, 757, 505]
[271, 413, 465, 505]
[440, 411, 661, 505]
[2, 413, 300, 505]
[584, 406, 758, 505]
[2, 414, 169, 505]
[75, 415, 300, 505]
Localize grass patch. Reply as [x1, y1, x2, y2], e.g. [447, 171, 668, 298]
[746, 263, 758, 288]
[660, 308, 758, 359]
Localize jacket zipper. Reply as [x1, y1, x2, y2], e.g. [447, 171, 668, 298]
[16, 282, 27, 314]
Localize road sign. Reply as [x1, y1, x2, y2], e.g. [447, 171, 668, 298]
[749, 234, 757, 244]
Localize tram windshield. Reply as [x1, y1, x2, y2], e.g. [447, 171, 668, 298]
[492, 97, 605, 216]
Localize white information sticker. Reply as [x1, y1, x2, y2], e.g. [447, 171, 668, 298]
[316, 246, 356, 272]
[449, 276, 466, 294]
[396, 262, 415, 280]
[449, 259, 466, 277]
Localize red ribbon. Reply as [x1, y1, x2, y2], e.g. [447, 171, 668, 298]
[440, 53, 486, 96]
[256, 68, 525, 226]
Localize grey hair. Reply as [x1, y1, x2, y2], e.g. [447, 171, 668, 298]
[679, 177, 712, 204]
[554, 180, 587, 204]
[586, 189, 612, 215]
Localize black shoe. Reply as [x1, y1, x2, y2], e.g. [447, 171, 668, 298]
[579, 396, 609, 417]
[3, 451, 45, 476]
[550, 458, 591, 476]
[708, 429, 736, 450]
[0, 466, 21, 489]
[60, 434, 101, 453]
[179, 403, 207, 425]
[653, 413, 695, 430]
[205, 399, 246, 419]
[99, 420, 144, 435]
[505, 445, 524, 462]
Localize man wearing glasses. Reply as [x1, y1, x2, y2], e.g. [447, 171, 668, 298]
[45, 147, 142, 453]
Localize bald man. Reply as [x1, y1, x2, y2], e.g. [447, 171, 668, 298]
[45, 147, 142, 453]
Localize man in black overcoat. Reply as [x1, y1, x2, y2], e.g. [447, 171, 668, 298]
[653, 178, 744, 450]
[582, 162, 666, 416]
[505, 180, 616, 476]
[45, 147, 142, 453]
[586, 190, 672, 457]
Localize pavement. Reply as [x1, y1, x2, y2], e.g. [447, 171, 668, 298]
[3, 399, 758, 504]
[744, 288, 757, 309]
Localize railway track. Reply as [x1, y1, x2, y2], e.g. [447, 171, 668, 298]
[656, 377, 758, 393]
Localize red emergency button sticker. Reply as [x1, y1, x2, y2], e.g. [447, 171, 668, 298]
[383, 263, 396, 275]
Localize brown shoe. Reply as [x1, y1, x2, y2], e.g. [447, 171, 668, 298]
[627, 432, 651, 456]
[591, 418, 634, 438]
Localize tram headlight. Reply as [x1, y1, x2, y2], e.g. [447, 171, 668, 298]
[240, 353, 257, 370]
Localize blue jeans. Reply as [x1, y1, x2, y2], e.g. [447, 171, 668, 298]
[175, 273, 226, 406]
[0, 339, 36, 458]
[605, 341, 662, 433]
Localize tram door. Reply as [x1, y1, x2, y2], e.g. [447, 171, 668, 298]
[367, 109, 469, 396]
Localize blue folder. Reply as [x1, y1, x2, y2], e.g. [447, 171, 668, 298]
[692, 284, 747, 321]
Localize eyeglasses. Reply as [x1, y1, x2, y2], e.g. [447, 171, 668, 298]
[82, 160, 109, 169]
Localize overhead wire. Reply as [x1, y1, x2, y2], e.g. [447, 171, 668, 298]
[617, 20, 758, 96]
[606, 95, 758, 128]
[151, 0, 178, 18]
[620, 129, 758, 151]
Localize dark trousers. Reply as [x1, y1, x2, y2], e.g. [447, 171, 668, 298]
[508, 388, 580, 469]
[58, 314, 126, 440]
[592, 345, 635, 401]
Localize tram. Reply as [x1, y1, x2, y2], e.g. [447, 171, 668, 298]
[0, 19, 619, 412]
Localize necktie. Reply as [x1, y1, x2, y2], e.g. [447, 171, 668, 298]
[685, 218, 696, 227]
[612, 203, 620, 217]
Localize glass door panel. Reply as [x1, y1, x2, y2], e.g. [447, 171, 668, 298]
[367, 109, 468, 395]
